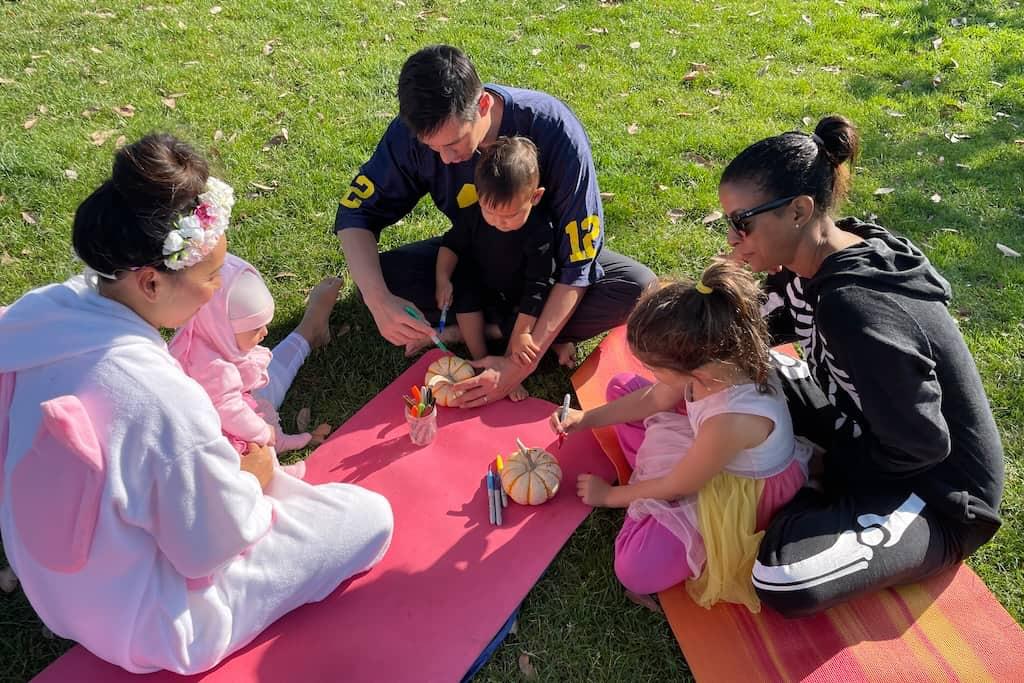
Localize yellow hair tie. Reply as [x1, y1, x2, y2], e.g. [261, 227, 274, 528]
[695, 281, 713, 294]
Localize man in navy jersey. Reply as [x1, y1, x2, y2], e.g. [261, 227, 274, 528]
[335, 45, 655, 406]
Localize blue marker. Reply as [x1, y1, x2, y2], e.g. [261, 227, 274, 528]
[486, 470, 497, 525]
[439, 303, 450, 334]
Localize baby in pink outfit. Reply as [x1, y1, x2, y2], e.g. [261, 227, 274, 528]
[169, 253, 329, 479]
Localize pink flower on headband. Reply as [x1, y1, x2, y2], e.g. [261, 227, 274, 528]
[162, 177, 235, 270]
[194, 202, 216, 228]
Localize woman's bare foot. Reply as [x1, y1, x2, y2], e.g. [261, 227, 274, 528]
[404, 324, 463, 357]
[295, 276, 344, 349]
[508, 383, 530, 402]
[552, 341, 578, 369]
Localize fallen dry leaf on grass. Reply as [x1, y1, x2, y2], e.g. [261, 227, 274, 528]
[0, 77, 15, 85]
[599, 192, 615, 200]
[1, 252, 15, 266]
[113, 104, 135, 117]
[21, 211, 38, 224]
[162, 97, 177, 109]
[210, 6, 223, 14]
[629, 41, 640, 49]
[23, 117, 38, 129]
[625, 589, 663, 613]
[63, 169, 78, 180]
[666, 208, 685, 223]
[873, 187, 896, 196]
[518, 653, 538, 681]
[0, 566, 18, 593]
[263, 134, 287, 151]
[115, 135, 127, 149]
[81, 106, 101, 118]
[627, 122, 639, 134]
[275, 271, 297, 280]
[296, 407, 311, 432]
[530, 48, 541, 56]
[930, 193, 942, 203]
[702, 210, 723, 224]
[996, 243, 1021, 258]
[90, 130, 117, 145]
[262, 41, 275, 56]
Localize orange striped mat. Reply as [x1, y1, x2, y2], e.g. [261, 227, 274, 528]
[571, 326, 1024, 682]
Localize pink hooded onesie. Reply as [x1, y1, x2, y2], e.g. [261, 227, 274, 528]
[169, 254, 313, 470]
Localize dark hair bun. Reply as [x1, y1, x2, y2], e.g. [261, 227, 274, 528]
[73, 134, 209, 277]
[814, 115, 859, 167]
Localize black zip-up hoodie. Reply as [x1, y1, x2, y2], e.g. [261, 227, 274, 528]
[763, 218, 1003, 552]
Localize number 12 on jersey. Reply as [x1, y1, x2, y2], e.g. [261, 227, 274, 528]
[564, 215, 600, 262]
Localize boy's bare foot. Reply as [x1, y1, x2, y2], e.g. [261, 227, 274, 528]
[295, 276, 344, 349]
[508, 383, 530, 402]
[552, 341, 578, 369]
[403, 324, 463, 357]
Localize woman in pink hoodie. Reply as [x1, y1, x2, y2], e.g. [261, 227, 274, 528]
[169, 254, 336, 479]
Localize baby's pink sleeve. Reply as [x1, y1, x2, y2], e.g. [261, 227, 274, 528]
[193, 360, 272, 444]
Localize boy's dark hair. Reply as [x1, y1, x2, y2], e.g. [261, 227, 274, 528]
[626, 259, 773, 393]
[73, 133, 209, 278]
[398, 45, 483, 138]
[474, 136, 540, 206]
[721, 115, 860, 216]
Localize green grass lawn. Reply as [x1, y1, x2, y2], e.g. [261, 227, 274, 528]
[1, 0, 1022, 680]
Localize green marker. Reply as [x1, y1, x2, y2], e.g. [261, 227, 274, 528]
[405, 305, 450, 353]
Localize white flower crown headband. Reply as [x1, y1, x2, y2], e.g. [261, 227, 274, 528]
[161, 176, 235, 270]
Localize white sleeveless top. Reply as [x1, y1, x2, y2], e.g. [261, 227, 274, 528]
[686, 373, 799, 479]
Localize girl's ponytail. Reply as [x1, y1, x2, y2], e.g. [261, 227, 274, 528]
[627, 259, 772, 392]
[696, 260, 772, 392]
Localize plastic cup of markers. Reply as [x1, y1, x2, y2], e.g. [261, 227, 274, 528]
[405, 406, 437, 446]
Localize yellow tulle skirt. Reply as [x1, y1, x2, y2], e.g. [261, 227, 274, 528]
[686, 471, 766, 613]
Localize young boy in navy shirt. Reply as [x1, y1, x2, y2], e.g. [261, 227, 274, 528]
[433, 136, 554, 401]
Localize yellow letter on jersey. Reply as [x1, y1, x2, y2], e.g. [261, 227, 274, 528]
[340, 175, 375, 209]
[456, 183, 478, 208]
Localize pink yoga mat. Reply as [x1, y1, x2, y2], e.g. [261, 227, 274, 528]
[34, 350, 614, 682]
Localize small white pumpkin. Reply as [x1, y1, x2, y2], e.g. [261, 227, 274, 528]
[424, 355, 475, 407]
[500, 447, 562, 505]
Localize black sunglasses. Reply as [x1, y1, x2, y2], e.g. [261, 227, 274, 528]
[726, 195, 799, 235]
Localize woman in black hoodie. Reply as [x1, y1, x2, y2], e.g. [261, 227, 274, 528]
[717, 115, 1004, 617]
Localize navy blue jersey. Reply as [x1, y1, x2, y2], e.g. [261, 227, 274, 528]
[443, 208, 555, 318]
[335, 84, 604, 287]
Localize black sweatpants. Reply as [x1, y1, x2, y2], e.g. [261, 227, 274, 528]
[378, 237, 656, 343]
[752, 357, 976, 618]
